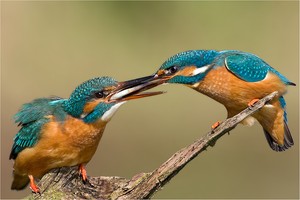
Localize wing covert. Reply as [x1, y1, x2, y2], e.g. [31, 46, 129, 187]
[9, 118, 49, 159]
[10, 97, 66, 159]
[225, 53, 269, 82]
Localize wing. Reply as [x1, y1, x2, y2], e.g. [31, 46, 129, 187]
[9, 97, 66, 159]
[9, 118, 49, 159]
[224, 53, 269, 82]
[224, 53, 295, 85]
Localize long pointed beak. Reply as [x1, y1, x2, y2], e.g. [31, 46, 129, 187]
[108, 75, 165, 102]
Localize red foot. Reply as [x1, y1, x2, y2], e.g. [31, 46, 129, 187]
[79, 164, 88, 182]
[211, 121, 221, 129]
[28, 175, 40, 194]
[248, 98, 260, 107]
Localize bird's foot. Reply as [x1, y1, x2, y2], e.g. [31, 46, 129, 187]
[211, 121, 221, 130]
[248, 98, 260, 107]
[28, 175, 40, 194]
[79, 164, 88, 183]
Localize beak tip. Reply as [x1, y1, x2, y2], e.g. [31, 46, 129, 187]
[110, 74, 165, 102]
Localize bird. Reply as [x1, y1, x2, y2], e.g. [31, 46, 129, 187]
[144, 50, 296, 152]
[9, 76, 163, 193]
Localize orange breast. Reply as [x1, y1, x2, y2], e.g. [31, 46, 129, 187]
[14, 115, 107, 178]
[191, 66, 287, 116]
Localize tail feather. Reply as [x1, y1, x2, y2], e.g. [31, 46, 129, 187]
[11, 172, 29, 190]
[283, 120, 294, 147]
[263, 121, 294, 152]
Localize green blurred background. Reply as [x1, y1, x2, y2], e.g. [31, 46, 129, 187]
[1, 1, 299, 199]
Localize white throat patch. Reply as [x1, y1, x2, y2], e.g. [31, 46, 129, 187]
[101, 102, 126, 122]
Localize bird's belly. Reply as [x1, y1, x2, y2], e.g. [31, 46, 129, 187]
[192, 66, 287, 114]
[14, 117, 106, 177]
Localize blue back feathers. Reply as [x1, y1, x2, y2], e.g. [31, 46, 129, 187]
[224, 53, 269, 82]
[10, 97, 66, 159]
[222, 51, 294, 84]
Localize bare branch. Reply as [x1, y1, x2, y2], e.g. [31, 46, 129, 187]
[29, 91, 278, 200]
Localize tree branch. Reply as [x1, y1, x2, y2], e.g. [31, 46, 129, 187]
[28, 91, 278, 199]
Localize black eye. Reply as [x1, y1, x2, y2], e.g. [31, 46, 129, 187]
[94, 91, 104, 98]
[165, 66, 178, 75]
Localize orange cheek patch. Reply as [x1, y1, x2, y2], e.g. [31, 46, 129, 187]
[157, 70, 165, 76]
[175, 66, 197, 76]
[83, 99, 103, 114]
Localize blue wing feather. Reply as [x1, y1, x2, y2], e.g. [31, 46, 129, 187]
[224, 52, 294, 85]
[10, 118, 49, 159]
[225, 53, 269, 82]
[10, 97, 67, 159]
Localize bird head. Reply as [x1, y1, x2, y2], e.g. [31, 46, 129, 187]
[150, 50, 220, 85]
[64, 76, 163, 123]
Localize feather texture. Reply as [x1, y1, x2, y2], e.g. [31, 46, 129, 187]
[10, 98, 67, 159]
[158, 49, 296, 151]
[224, 52, 294, 84]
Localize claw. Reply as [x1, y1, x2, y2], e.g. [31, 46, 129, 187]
[248, 98, 260, 107]
[211, 121, 221, 130]
[79, 164, 88, 182]
[29, 175, 40, 194]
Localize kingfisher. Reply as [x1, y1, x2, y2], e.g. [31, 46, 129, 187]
[10, 76, 162, 193]
[144, 50, 296, 152]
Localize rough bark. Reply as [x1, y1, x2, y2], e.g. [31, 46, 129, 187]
[27, 91, 278, 200]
